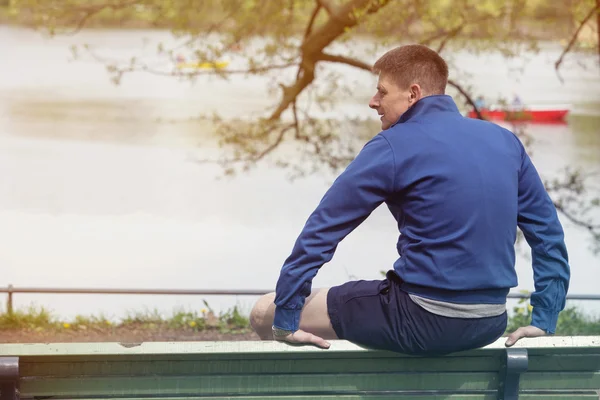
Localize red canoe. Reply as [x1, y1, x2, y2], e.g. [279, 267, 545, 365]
[467, 107, 569, 123]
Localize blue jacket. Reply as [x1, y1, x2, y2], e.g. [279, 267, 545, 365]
[273, 95, 570, 334]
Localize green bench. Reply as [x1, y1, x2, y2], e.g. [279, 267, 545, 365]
[0, 336, 598, 399]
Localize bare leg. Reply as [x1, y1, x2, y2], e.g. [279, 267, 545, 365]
[250, 288, 338, 340]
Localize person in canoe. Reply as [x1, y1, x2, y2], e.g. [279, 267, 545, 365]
[474, 95, 487, 110]
[174, 54, 229, 70]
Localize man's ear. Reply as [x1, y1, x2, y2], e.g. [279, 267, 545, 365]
[408, 84, 422, 104]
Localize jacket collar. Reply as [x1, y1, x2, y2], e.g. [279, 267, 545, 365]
[391, 95, 460, 127]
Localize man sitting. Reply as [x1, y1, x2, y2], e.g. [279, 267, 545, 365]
[250, 44, 570, 356]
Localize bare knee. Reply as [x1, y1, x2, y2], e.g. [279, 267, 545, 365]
[250, 292, 276, 340]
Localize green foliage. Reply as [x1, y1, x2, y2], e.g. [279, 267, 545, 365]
[507, 295, 600, 335]
[167, 310, 207, 331]
[218, 306, 250, 333]
[0, 302, 250, 334]
[121, 308, 164, 327]
[68, 314, 115, 331]
[2, 298, 599, 337]
[0, 306, 56, 330]
[552, 307, 600, 335]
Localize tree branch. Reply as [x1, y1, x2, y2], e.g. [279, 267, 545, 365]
[420, 13, 498, 48]
[85, 48, 297, 79]
[318, 52, 373, 71]
[292, 100, 301, 139]
[447, 79, 483, 119]
[554, 4, 600, 80]
[128, 62, 298, 78]
[193, 123, 296, 167]
[253, 124, 296, 162]
[268, 65, 316, 121]
[316, 0, 336, 17]
[268, 0, 391, 122]
[420, 25, 465, 47]
[304, 3, 322, 38]
[554, 202, 600, 231]
[301, 0, 390, 56]
[436, 24, 464, 53]
[61, 0, 140, 35]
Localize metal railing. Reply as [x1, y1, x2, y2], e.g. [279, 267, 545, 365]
[0, 285, 270, 314]
[1, 285, 599, 314]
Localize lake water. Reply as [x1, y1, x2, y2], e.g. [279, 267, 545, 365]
[0, 26, 599, 320]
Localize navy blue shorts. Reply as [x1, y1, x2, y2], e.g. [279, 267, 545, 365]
[327, 271, 507, 355]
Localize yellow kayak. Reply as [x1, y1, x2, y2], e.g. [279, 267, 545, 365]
[176, 61, 229, 70]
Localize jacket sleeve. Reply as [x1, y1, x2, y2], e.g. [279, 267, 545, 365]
[516, 145, 570, 334]
[273, 134, 396, 331]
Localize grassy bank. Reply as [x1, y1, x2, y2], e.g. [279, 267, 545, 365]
[0, 301, 598, 343]
[0, 302, 249, 333]
[0, 303, 255, 343]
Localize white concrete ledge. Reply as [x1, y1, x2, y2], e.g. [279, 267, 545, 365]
[0, 336, 598, 357]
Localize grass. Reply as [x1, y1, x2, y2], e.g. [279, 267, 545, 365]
[2, 301, 600, 337]
[0, 306, 55, 330]
[0, 301, 251, 335]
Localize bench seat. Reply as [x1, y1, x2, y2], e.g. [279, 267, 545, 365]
[0, 336, 598, 399]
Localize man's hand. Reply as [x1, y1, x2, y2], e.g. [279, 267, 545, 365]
[273, 329, 331, 349]
[505, 325, 547, 347]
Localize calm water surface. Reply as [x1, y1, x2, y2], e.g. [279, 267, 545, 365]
[0, 26, 599, 319]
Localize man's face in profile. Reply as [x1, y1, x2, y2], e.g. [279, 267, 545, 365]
[369, 74, 412, 130]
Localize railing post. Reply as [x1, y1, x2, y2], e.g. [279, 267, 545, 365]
[0, 357, 19, 400]
[498, 348, 528, 400]
[6, 285, 13, 315]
